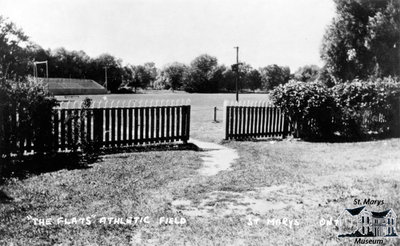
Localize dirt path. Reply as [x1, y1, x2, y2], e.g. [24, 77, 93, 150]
[189, 139, 239, 176]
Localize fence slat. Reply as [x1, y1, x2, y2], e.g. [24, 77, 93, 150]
[150, 107, 155, 143]
[176, 106, 181, 140]
[105, 108, 110, 147]
[160, 107, 165, 141]
[171, 107, 175, 140]
[166, 106, 171, 142]
[123, 108, 128, 145]
[234, 106, 238, 138]
[128, 108, 133, 145]
[145, 107, 149, 143]
[117, 108, 122, 146]
[134, 108, 139, 145]
[139, 107, 144, 143]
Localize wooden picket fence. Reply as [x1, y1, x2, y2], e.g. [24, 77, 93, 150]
[0, 99, 191, 157]
[224, 100, 290, 140]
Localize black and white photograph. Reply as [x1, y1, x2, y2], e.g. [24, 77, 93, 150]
[1, 0, 400, 245]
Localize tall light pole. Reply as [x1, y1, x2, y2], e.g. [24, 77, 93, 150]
[104, 66, 108, 91]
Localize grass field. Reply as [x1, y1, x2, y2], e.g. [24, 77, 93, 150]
[1, 92, 400, 245]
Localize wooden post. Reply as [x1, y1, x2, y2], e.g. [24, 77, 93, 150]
[213, 107, 217, 122]
[134, 107, 139, 145]
[223, 100, 229, 140]
[182, 105, 190, 144]
[181, 106, 187, 143]
[93, 108, 103, 149]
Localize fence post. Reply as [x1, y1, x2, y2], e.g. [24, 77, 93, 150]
[213, 107, 217, 122]
[223, 101, 229, 140]
[93, 108, 103, 149]
[185, 105, 191, 144]
[282, 112, 289, 139]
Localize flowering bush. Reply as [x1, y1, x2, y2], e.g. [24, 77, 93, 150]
[270, 80, 337, 140]
[332, 77, 400, 138]
[270, 77, 400, 141]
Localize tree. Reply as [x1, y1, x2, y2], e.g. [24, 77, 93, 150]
[294, 65, 320, 82]
[128, 63, 157, 92]
[90, 53, 124, 92]
[321, 0, 400, 82]
[162, 62, 187, 91]
[183, 54, 223, 92]
[143, 62, 158, 88]
[0, 16, 31, 80]
[219, 66, 235, 92]
[259, 65, 291, 90]
[246, 69, 263, 91]
[49, 47, 91, 79]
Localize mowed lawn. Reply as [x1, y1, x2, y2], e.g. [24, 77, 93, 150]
[1, 92, 400, 245]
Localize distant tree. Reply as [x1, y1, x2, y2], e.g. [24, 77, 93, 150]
[0, 16, 31, 80]
[321, 0, 400, 81]
[91, 53, 124, 92]
[183, 54, 223, 92]
[246, 69, 263, 91]
[128, 63, 157, 92]
[143, 62, 158, 88]
[259, 65, 291, 90]
[294, 65, 320, 82]
[50, 47, 91, 79]
[219, 66, 235, 92]
[162, 62, 188, 91]
[119, 65, 134, 90]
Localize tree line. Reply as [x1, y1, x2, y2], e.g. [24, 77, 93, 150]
[1, 0, 399, 93]
[0, 15, 319, 93]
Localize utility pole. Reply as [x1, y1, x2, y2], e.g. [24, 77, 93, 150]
[104, 66, 108, 91]
[234, 47, 240, 102]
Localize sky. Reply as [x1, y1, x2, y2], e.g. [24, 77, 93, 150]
[2, 0, 336, 71]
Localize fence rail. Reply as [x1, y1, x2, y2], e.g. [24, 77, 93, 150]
[1, 100, 191, 157]
[224, 101, 290, 140]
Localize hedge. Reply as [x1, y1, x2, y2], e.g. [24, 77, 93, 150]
[270, 77, 400, 141]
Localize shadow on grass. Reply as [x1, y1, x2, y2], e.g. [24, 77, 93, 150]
[0, 152, 95, 184]
[221, 133, 399, 144]
[0, 143, 200, 186]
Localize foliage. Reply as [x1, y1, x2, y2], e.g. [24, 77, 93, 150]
[270, 81, 337, 140]
[218, 66, 235, 92]
[0, 77, 58, 156]
[0, 16, 31, 80]
[332, 77, 400, 138]
[183, 54, 224, 92]
[294, 65, 320, 82]
[245, 69, 263, 92]
[161, 62, 188, 91]
[271, 77, 400, 140]
[259, 65, 291, 91]
[321, 0, 400, 82]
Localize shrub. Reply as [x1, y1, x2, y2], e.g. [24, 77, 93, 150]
[270, 80, 337, 140]
[0, 77, 58, 157]
[332, 77, 400, 138]
[270, 77, 400, 141]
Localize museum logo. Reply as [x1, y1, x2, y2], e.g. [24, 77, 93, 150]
[338, 206, 398, 244]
